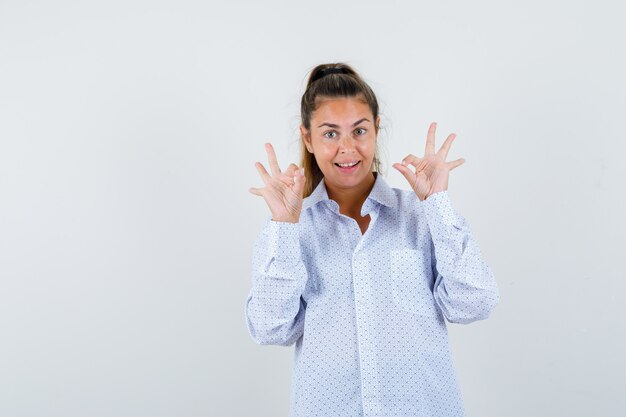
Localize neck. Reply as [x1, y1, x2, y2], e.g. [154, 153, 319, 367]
[326, 172, 377, 218]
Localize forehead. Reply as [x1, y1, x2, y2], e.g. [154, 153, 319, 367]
[311, 96, 373, 123]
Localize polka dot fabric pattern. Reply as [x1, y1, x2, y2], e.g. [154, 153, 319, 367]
[245, 174, 500, 417]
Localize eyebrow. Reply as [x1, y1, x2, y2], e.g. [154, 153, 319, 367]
[317, 118, 370, 129]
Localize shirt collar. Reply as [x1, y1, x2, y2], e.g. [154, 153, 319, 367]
[302, 173, 397, 214]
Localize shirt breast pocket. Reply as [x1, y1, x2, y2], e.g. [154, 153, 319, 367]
[389, 248, 439, 317]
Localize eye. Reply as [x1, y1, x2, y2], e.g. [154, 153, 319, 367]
[355, 127, 367, 135]
[323, 131, 337, 139]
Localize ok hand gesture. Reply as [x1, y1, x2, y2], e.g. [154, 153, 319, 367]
[249, 143, 305, 223]
[392, 122, 465, 201]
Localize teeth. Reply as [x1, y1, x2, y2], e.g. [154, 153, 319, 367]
[337, 161, 358, 167]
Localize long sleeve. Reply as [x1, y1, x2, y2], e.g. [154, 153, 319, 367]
[244, 219, 308, 346]
[422, 191, 500, 324]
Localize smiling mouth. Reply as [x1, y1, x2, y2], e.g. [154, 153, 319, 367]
[335, 161, 360, 168]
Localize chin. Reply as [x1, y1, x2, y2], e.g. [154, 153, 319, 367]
[330, 174, 373, 190]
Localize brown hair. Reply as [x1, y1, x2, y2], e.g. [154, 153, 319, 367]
[300, 63, 381, 197]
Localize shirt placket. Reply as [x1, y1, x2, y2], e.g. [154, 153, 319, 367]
[349, 205, 382, 416]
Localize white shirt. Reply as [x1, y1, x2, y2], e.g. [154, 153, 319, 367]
[245, 173, 500, 417]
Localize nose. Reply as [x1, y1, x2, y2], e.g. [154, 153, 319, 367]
[339, 136, 356, 154]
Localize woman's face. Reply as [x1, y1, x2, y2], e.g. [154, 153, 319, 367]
[301, 96, 380, 194]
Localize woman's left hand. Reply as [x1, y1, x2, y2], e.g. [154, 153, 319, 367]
[392, 122, 465, 201]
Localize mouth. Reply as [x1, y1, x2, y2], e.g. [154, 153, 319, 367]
[334, 160, 361, 172]
[335, 161, 360, 168]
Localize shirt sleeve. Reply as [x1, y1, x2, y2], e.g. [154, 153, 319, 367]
[422, 190, 500, 324]
[244, 218, 308, 345]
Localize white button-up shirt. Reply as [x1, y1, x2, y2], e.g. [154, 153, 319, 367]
[245, 173, 499, 417]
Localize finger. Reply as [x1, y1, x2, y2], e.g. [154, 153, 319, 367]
[292, 168, 306, 197]
[285, 163, 298, 175]
[278, 164, 300, 186]
[283, 163, 298, 179]
[249, 187, 263, 196]
[392, 162, 416, 185]
[438, 133, 456, 160]
[425, 122, 437, 155]
[447, 158, 465, 171]
[265, 143, 282, 176]
[401, 154, 422, 167]
[255, 161, 271, 184]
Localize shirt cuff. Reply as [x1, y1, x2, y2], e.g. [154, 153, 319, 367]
[265, 219, 302, 261]
[422, 190, 464, 229]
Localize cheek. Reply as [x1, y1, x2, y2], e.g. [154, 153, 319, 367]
[357, 141, 376, 158]
[314, 143, 338, 161]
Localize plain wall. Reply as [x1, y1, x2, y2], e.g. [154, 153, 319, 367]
[1, 0, 624, 416]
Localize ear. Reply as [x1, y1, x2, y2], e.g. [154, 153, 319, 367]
[375, 115, 381, 133]
[300, 125, 314, 153]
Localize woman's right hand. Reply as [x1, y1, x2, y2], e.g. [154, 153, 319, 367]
[249, 143, 305, 223]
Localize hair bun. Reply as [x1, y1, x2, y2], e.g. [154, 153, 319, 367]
[311, 67, 347, 83]
[315, 67, 347, 79]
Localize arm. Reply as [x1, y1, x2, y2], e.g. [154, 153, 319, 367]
[423, 191, 499, 324]
[246, 143, 307, 345]
[392, 122, 499, 324]
[244, 219, 308, 345]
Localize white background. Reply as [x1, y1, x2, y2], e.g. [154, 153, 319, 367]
[1, 1, 624, 416]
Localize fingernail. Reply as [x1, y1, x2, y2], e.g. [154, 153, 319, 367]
[299, 168, 304, 175]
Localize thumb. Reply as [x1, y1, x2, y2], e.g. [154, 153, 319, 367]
[293, 168, 306, 198]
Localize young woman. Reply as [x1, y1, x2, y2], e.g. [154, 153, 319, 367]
[245, 63, 499, 417]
